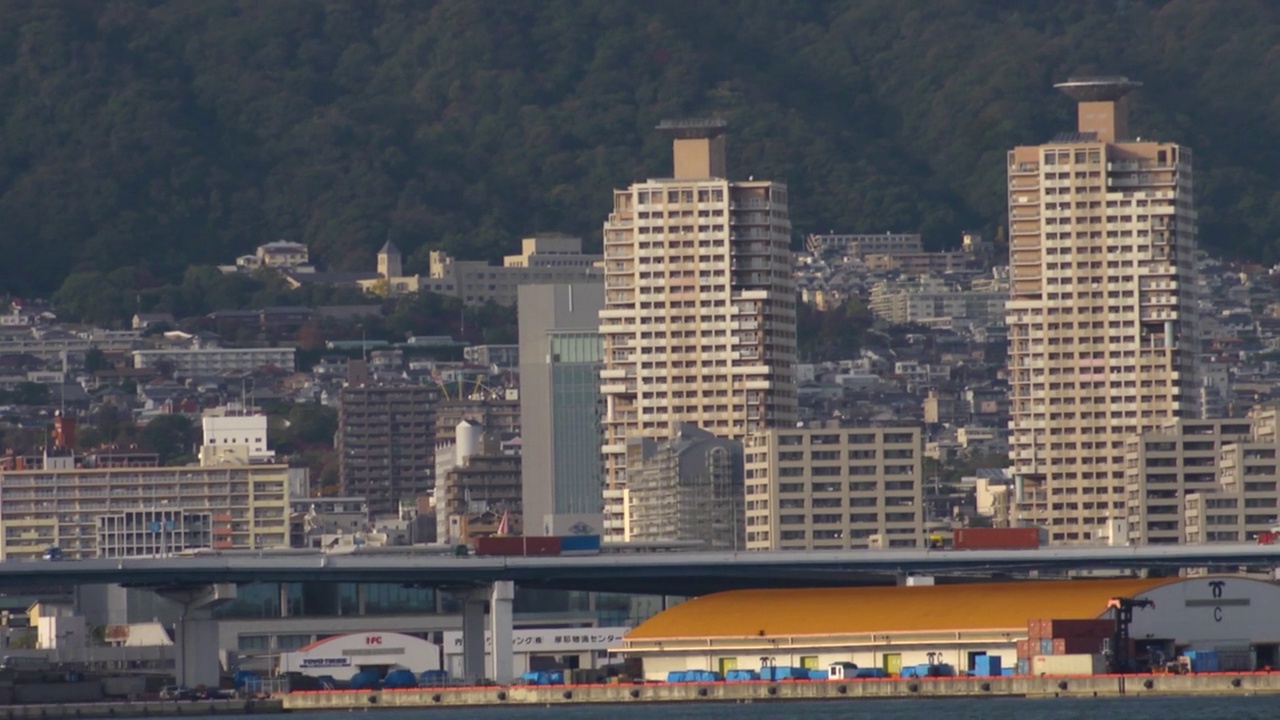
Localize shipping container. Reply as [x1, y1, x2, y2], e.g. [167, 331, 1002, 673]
[523, 536, 562, 556]
[973, 655, 1002, 677]
[559, 535, 602, 554]
[474, 536, 525, 556]
[1016, 639, 1030, 659]
[1052, 637, 1106, 655]
[1043, 619, 1113, 638]
[1039, 638, 1053, 655]
[952, 527, 1041, 550]
[1015, 659, 1030, 676]
[1030, 654, 1106, 676]
[474, 535, 563, 556]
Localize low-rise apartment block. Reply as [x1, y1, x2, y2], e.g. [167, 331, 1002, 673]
[0, 461, 291, 561]
[868, 276, 1007, 327]
[805, 233, 922, 258]
[132, 347, 297, 375]
[743, 426, 925, 550]
[1185, 408, 1280, 543]
[1124, 418, 1253, 544]
[625, 425, 744, 550]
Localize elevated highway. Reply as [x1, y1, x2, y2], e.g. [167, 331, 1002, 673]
[9, 543, 1280, 596]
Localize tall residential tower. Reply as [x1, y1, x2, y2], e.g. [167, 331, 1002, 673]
[598, 120, 798, 540]
[1006, 77, 1200, 544]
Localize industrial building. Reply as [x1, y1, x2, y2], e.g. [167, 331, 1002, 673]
[621, 576, 1280, 680]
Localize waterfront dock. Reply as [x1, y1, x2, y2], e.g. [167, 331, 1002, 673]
[0, 698, 284, 719]
[283, 672, 1280, 710]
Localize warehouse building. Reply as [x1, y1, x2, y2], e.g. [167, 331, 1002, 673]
[621, 576, 1280, 679]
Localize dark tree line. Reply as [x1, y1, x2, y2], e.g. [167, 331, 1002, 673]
[3, 0, 1280, 301]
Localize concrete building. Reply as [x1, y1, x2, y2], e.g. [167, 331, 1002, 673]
[624, 425, 744, 550]
[226, 240, 314, 274]
[464, 344, 520, 368]
[868, 276, 1007, 326]
[518, 283, 606, 535]
[804, 233, 923, 258]
[0, 462, 291, 560]
[132, 347, 297, 375]
[338, 378, 440, 517]
[198, 406, 274, 466]
[1124, 418, 1253, 545]
[599, 119, 798, 540]
[1185, 407, 1280, 543]
[435, 421, 522, 545]
[361, 234, 602, 305]
[621, 576, 1280, 679]
[1007, 77, 1201, 544]
[742, 426, 926, 550]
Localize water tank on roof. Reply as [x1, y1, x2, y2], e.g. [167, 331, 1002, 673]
[455, 420, 483, 466]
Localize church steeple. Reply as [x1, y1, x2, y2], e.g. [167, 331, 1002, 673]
[377, 238, 402, 278]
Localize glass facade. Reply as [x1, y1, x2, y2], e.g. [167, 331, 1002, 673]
[549, 332, 604, 514]
[212, 582, 439, 619]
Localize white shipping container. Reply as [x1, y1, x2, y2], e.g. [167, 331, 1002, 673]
[1030, 653, 1106, 676]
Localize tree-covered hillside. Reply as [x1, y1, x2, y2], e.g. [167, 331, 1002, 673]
[2, 0, 1279, 298]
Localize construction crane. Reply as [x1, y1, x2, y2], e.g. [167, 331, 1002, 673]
[1107, 596, 1155, 674]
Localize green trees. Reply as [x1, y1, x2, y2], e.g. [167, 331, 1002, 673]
[139, 414, 197, 465]
[3, 1, 1280, 299]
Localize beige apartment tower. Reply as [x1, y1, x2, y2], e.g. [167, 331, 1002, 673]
[1007, 77, 1200, 544]
[598, 120, 798, 540]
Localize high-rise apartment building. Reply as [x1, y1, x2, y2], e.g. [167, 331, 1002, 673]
[598, 120, 798, 539]
[518, 283, 605, 535]
[338, 375, 440, 516]
[1007, 77, 1200, 544]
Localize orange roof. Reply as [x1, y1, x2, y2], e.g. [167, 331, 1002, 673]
[626, 578, 1173, 640]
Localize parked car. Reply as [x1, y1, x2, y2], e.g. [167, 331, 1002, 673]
[160, 686, 198, 701]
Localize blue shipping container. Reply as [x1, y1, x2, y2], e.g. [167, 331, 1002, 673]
[559, 535, 602, 553]
[725, 670, 759, 682]
[854, 668, 888, 678]
[1040, 639, 1054, 655]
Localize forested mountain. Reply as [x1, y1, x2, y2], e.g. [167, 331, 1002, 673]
[3, 0, 1279, 299]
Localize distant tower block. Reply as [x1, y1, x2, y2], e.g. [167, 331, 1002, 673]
[657, 118, 728, 179]
[1054, 76, 1143, 143]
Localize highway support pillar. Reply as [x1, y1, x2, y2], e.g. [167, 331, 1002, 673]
[488, 580, 515, 684]
[154, 583, 237, 689]
[461, 589, 487, 683]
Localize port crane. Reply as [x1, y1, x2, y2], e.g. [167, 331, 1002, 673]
[1106, 596, 1154, 674]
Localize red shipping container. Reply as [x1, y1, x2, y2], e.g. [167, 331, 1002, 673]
[1044, 619, 1112, 639]
[952, 527, 1040, 550]
[475, 536, 526, 556]
[522, 536, 563, 556]
[1054, 637, 1107, 655]
[1016, 640, 1030, 659]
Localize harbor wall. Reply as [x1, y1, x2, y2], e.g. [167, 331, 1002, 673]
[284, 672, 1280, 710]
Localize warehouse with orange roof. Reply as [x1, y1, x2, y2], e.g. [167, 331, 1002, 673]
[620, 576, 1280, 679]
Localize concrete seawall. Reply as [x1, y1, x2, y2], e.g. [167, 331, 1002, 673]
[284, 672, 1280, 710]
[0, 699, 285, 719]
